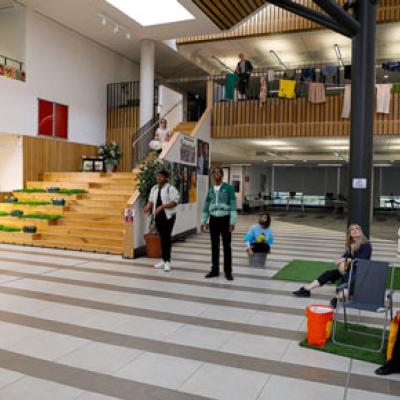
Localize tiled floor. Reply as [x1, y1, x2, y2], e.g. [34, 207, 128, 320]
[0, 216, 398, 399]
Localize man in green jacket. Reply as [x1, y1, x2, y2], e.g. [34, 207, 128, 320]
[200, 167, 237, 280]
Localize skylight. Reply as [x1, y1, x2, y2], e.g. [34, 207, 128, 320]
[105, 0, 195, 26]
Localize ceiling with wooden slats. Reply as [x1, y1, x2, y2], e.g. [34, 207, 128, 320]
[191, 0, 268, 30]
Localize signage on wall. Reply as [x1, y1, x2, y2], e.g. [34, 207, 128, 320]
[352, 178, 367, 189]
[180, 136, 196, 164]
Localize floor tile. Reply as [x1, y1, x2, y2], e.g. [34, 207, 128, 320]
[199, 305, 257, 323]
[114, 352, 202, 390]
[0, 368, 23, 389]
[346, 389, 400, 400]
[180, 363, 269, 400]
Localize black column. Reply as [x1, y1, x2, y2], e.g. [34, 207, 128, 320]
[347, 1, 377, 237]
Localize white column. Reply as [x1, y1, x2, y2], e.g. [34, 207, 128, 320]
[140, 39, 155, 126]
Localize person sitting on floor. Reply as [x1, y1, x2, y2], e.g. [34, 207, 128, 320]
[292, 224, 372, 306]
[375, 311, 400, 375]
[244, 213, 273, 258]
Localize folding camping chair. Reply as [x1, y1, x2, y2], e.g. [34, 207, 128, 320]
[331, 259, 395, 353]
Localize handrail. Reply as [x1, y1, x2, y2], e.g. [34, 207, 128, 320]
[132, 99, 183, 148]
[131, 98, 183, 168]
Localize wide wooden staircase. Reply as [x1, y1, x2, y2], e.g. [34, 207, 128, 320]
[173, 121, 197, 136]
[0, 172, 137, 254]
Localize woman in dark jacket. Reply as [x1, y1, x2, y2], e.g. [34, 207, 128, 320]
[293, 224, 372, 302]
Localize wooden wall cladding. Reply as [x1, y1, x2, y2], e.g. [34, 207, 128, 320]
[180, 0, 400, 44]
[22, 136, 97, 184]
[106, 106, 140, 172]
[212, 94, 400, 138]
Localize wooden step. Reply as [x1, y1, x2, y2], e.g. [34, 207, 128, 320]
[46, 226, 124, 239]
[0, 203, 66, 215]
[12, 192, 81, 202]
[63, 212, 123, 223]
[66, 205, 123, 215]
[32, 239, 123, 255]
[56, 219, 124, 230]
[70, 199, 127, 208]
[88, 182, 136, 190]
[0, 231, 40, 245]
[42, 172, 137, 181]
[38, 233, 123, 247]
[0, 216, 57, 229]
[84, 193, 131, 201]
[26, 181, 90, 190]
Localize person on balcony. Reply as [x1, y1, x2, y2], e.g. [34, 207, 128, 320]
[235, 53, 253, 100]
[244, 213, 273, 261]
[152, 118, 171, 154]
[201, 167, 237, 281]
[144, 169, 180, 272]
[292, 224, 372, 307]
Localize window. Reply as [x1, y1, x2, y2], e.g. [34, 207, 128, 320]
[38, 99, 68, 139]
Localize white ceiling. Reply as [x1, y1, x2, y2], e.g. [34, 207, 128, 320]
[178, 23, 400, 74]
[212, 136, 400, 165]
[15, 0, 218, 78]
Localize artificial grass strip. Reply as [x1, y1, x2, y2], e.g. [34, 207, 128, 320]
[272, 260, 334, 282]
[13, 188, 46, 193]
[22, 213, 63, 220]
[300, 321, 386, 365]
[0, 225, 21, 232]
[0, 211, 10, 216]
[14, 201, 52, 205]
[59, 189, 87, 195]
[272, 259, 400, 289]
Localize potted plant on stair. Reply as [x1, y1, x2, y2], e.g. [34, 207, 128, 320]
[98, 141, 121, 173]
[138, 158, 167, 258]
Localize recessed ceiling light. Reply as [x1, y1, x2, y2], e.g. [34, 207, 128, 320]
[105, 0, 195, 26]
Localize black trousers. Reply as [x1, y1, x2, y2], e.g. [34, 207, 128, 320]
[155, 212, 176, 262]
[388, 327, 400, 368]
[317, 269, 342, 286]
[209, 215, 232, 274]
[238, 73, 250, 96]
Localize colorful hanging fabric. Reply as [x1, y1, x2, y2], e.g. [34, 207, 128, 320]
[278, 80, 296, 99]
[308, 83, 326, 104]
[376, 84, 393, 114]
[259, 76, 267, 104]
[341, 84, 351, 119]
[225, 73, 238, 100]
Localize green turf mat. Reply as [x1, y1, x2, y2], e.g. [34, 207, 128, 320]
[300, 321, 387, 365]
[272, 259, 400, 289]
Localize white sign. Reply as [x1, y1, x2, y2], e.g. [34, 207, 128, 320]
[352, 178, 367, 189]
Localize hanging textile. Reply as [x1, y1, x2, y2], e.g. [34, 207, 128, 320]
[382, 61, 400, 71]
[341, 84, 351, 119]
[225, 73, 238, 100]
[284, 69, 296, 80]
[320, 66, 340, 85]
[376, 84, 393, 114]
[259, 77, 267, 104]
[267, 70, 275, 82]
[300, 68, 316, 82]
[308, 83, 326, 104]
[278, 80, 296, 99]
[344, 65, 352, 80]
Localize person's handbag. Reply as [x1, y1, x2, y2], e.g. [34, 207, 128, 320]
[387, 313, 399, 361]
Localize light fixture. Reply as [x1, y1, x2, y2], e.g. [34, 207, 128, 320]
[334, 44, 343, 66]
[100, 14, 107, 26]
[374, 163, 392, 167]
[269, 50, 287, 70]
[384, 74, 389, 79]
[113, 24, 119, 33]
[126, 32, 131, 39]
[104, 0, 195, 26]
[318, 163, 343, 167]
[272, 163, 295, 167]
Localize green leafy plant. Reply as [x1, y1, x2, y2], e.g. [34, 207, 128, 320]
[0, 211, 10, 216]
[22, 213, 63, 220]
[137, 158, 168, 203]
[14, 188, 46, 193]
[23, 225, 37, 233]
[10, 210, 23, 217]
[0, 224, 21, 232]
[98, 141, 121, 166]
[4, 196, 18, 203]
[14, 201, 52, 205]
[59, 189, 88, 195]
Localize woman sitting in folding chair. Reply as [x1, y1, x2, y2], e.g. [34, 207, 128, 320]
[293, 224, 372, 307]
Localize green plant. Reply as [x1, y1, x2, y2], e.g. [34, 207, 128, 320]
[137, 158, 168, 203]
[59, 189, 88, 195]
[4, 196, 18, 203]
[10, 210, 23, 217]
[22, 213, 63, 220]
[15, 201, 52, 206]
[13, 188, 46, 193]
[98, 141, 121, 165]
[23, 225, 37, 233]
[0, 224, 21, 232]
[0, 211, 9, 216]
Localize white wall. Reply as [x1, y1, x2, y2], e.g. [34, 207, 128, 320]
[0, 134, 23, 192]
[158, 85, 183, 130]
[0, 6, 25, 63]
[0, 9, 139, 145]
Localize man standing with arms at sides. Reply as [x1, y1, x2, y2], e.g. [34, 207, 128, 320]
[144, 169, 180, 272]
[235, 53, 253, 100]
[200, 168, 237, 280]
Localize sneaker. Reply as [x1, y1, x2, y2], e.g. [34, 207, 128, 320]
[154, 261, 165, 269]
[205, 271, 219, 278]
[330, 297, 338, 309]
[164, 262, 171, 272]
[292, 287, 311, 297]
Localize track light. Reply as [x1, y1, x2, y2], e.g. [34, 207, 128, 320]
[126, 32, 131, 39]
[113, 24, 119, 33]
[100, 14, 107, 26]
[269, 50, 286, 70]
[334, 44, 343, 66]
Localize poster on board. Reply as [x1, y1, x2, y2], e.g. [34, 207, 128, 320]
[197, 140, 210, 175]
[180, 136, 196, 164]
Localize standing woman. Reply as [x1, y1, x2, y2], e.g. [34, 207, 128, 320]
[293, 224, 372, 305]
[155, 119, 171, 146]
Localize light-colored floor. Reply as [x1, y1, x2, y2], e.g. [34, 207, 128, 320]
[0, 215, 398, 400]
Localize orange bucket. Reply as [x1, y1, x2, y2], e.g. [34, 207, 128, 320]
[306, 304, 334, 347]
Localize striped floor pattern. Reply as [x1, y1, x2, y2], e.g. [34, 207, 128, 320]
[0, 217, 398, 400]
